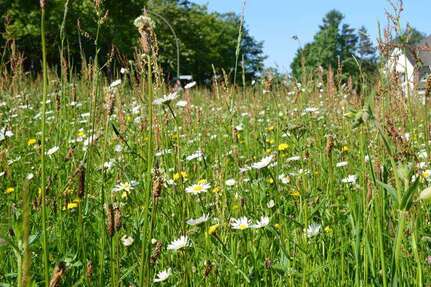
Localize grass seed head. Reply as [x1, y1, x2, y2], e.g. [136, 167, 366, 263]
[150, 240, 163, 265]
[106, 204, 114, 237]
[49, 261, 66, 287]
[114, 205, 122, 232]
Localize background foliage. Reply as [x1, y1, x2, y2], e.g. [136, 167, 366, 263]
[0, 0, 266, 82]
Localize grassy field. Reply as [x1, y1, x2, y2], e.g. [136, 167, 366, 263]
[1, 3, 431, 286]
[1, 70, 431, 286]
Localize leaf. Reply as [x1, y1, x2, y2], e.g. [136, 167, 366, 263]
[377, 180, 398, 204]
[400, 176, 420, 210]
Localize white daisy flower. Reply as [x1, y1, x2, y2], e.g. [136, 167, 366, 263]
[176, 100, 188, 107]
[185, 183, 211, 195]
[109, 79, 122, 89]
[225, 179, 236, 186]
[251, 216, 270, 229]
[121, 235, 134, 247]
[154, 268, 172, 283]
[155, 149, 172, 157]
[103, 159, 115, 170]
[267, 199, 275, 208]
[153, 92, 179, 105]
[235, 124, 244, 131]
[278, 174, 290, 184]
[306, 223, 321, 238]
[184, 81, 197, 89]
[341, 174, 357, 184]
[230, 217, 252, 230]
[286, 155, 301, 162]
[239, 165, 252, 173]
[186, 214, 209, 226]
[186, 150, 203, 161]
[0, 129, 13, 141]
[46, 146, 59, 156]
[112, 182, 134, 193]
[167, 235, 190, 251]
[251, 155, 273, 169]
[26, 173, 34, 181]
[120, 67, 128, 74]
[114, 144, 123, 153]
[336, 161, 348, 167]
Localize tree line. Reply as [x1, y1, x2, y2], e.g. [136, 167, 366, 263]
[0, 0, 266, 82]
[290, 10, 426, 85]
[1, 2, 426, 84]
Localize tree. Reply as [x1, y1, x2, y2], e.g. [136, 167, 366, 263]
[358, 26, 376, 59]
[0, 0, 265, 82]
[396, 25, 426, 45]
[357, 26, 377, 75]
[290, 10, 377, 83]
[291, 10, 343, 80]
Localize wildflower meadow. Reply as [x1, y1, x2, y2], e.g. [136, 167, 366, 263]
[1, 0, 431, 286]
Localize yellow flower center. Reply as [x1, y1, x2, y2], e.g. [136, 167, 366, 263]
[173, 173, 181, 181]
[193, 185, 203, 192]
[208, 224, 220, 235]
[278, 143, 288, 151]
[239, 223, 248, 230]
[27, 138, 37, 146]
[290, 190, 300, 197]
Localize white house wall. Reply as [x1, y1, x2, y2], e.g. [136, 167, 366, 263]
[387, 48, 416, 95]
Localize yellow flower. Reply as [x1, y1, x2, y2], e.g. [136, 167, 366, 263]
[267, 126, 274, 132]
[27, 138, 37, 146]
[197, 179, 207, 184]
[173, 173, 181, 181]
[324, 226, 333, 234]
[278, 143, 289, 151]
[212, 187, 221, 193]
[274, 223, 282, 230]
[5, 187, 14, 194]
[77, 130, 85, 138]
[67, 199, 80, 210]
[290, 190, 300, 197]
[422, 170, 430, 178]
[208, 224, 220, 235]
[266, 138, 275, 144]
[266, 177, 274, 184]
[342, 146, 349, 152]
[173, 171, 188, 181]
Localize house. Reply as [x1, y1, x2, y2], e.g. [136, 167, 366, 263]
[387, 35, 431, 96]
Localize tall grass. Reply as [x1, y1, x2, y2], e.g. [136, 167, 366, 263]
[0, 2, 431, 287]
[39, 0, 50, 285]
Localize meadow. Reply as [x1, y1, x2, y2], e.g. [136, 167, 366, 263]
[1, 2, 431, 287]
[1, 68, 431, 286]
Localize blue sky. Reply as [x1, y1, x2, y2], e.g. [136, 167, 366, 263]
[191, 0, 429, 72]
